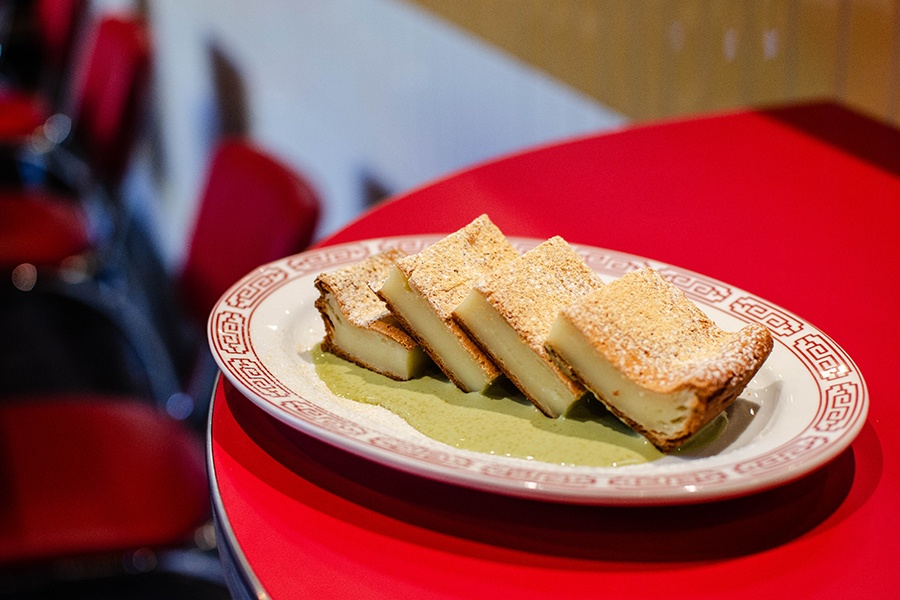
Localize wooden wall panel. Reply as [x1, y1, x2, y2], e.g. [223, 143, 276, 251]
[406, 0, 900, 125]
[747, 0, 792, 106]
[570, 0, 607, 104]
[703, 2, 752, 111]
[664, 0, 706, 116]
[481, 1, 533, 64]
[590, 0, 631, 113]
[842, 0, 899, 119]
[790, 0, 843, 102]
[626, 1, 669, 120]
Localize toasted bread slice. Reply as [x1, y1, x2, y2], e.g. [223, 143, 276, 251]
[376, 215, 519, 392]
[453, 236, 604, 417]
[545, 267, 774, 451]
[315, 249, 430, 381]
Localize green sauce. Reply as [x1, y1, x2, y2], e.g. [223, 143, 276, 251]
[312, 346, 665, 467]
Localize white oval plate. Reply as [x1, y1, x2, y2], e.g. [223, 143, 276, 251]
[208, 237, 868, 505]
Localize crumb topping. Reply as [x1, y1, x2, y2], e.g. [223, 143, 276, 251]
[316, 249, 406, 326]
[397, 214, 519, 318]
[476, 236, 605, 350]
[560, 268, 774, 392]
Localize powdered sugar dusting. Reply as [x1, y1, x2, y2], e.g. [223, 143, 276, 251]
[315, 249, 406, 327]
[397, 214, 519, 318]
[476, 236, 605, 351]
[561, 268, 774, 393]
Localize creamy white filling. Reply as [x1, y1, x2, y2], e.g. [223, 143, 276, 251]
[546, 317, 697, 438]
[379, 266, 494, 392]
[324, 295, 428, 380]
[454, 291, 580, 417]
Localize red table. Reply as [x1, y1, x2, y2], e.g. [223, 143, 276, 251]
[208, 102, 899, 599]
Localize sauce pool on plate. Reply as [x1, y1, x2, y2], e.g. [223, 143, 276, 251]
[312, 345, 670, 467]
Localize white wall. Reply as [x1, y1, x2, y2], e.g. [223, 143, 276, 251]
[144, 0, 627, 268]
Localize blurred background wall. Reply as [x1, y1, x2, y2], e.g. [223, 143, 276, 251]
[132, 0, 900, 270]
[414, 0, 900, 123]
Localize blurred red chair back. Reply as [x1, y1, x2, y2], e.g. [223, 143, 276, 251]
[0, 0, 69, 139]
[179, 139, 321, 323]
[0, 395, 209, 568]
[68, 14, 151, 184]
[35, 0, 87, 88]
[0, 192, 90, 271]
[0, 93, 51, 140]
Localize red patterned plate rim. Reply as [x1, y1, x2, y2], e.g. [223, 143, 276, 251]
[208, 237, 868, 506]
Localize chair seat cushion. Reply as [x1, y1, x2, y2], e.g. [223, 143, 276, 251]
[0, 192, 90, 270]
[0, 395, 209, 566]
[0, 90, 49, 140]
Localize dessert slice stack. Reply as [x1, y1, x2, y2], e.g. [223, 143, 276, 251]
[453, 236, 604, 417]
[314, 214, 774, 452]
[376, 215, 519, 393]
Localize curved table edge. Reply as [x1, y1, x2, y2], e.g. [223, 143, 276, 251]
[207, 374, 271, 600]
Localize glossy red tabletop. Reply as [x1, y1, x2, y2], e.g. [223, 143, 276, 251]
[209, 102, 899, 599]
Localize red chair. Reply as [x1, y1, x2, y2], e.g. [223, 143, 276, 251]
[180, 138, 322, 323]
[147, 138, 322, 424]
[0, 395, 210, 570]
[0, 91, 52, 142]
[1, 137, 321, 418]
[0, 138, 319, 591]
[0, 191, 90, 274]
[0, 12, 152, 316]
[34, 0, 88, 102]
[1, 12, 151, 193]
[0, 0, 89, 142]
[62, 13, 151, 187]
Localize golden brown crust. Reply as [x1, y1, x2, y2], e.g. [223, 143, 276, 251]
[395, 214, 520, 318]
[549, 267, 774, 450]
[559, 268, 773, 394]
[315, 248, 407, 327]
[314, 290, 419, 352]
[474, 236, 605, 350]
[558, 357, 767, 452]
[314, 250, 422, 379]
[638, 350, 767, 452]
[454, 308, 582, 416]
[377, 215, 517, 391]
[453, 236, 604, 411]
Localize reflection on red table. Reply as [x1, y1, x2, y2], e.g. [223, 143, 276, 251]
[209, 103, 899, 599]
